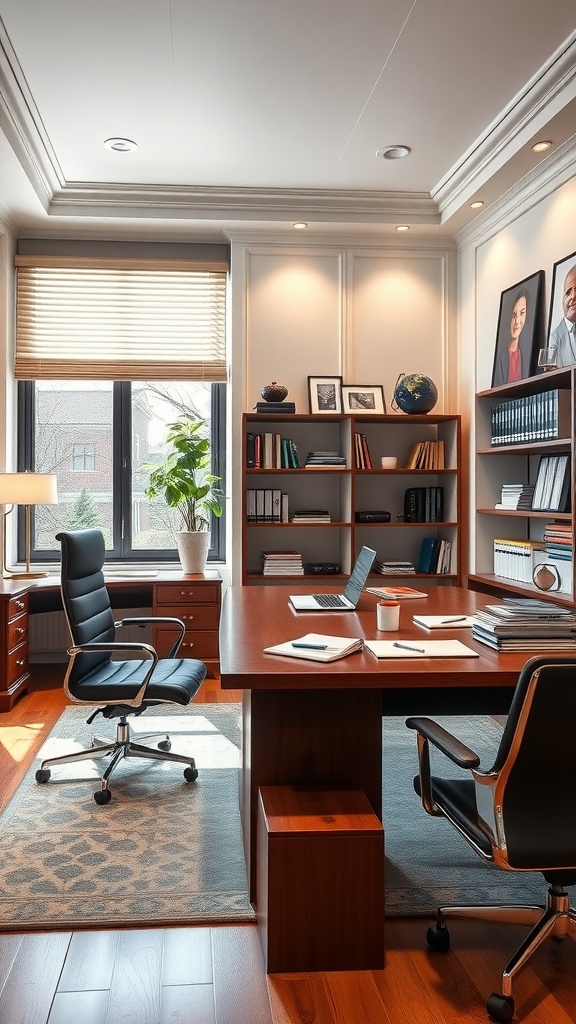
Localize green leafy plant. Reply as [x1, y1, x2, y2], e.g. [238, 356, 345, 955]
[144, 414, 223, 532]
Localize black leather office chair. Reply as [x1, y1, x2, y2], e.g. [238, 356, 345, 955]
[35, 529, 207, 805]
[406, 655, 576, 1023]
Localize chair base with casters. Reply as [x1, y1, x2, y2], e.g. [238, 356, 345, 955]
[35, 705, 199, 805]
[406, 655, 576, 1023]
[425, 876, 576, 1023]
[41, 528, 208, 805]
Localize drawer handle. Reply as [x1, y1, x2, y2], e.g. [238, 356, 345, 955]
[15, 601, 25, 611]
[182, 615, 194, 621]
[180, 590, 194, 597]
[15, 627, 26, 635]
[16, 659, 25, 667]
[182, 642, 194, 649]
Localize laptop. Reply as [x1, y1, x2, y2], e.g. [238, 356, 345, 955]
[289, 546, 376, 611]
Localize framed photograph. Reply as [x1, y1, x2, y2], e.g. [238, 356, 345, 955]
[341, 384, 386, 414]
[491, 270, 544, 388]
[307, 375, 343, 414]
[546, 250, 576, 367]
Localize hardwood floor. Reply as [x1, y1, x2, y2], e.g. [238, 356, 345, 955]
[0, 668, 575, 1023]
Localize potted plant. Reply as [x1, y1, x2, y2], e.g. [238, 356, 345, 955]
[145, 413, 223, 574]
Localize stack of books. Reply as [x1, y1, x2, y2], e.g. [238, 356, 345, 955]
[261, 551, 304, 575]
[495, 483, 535, 510]
[291, 509, 331, 523]
[304, 450, 346, 468]
[472, 599, 576, 651]
[374, 559, 416, 575]
[543, 520, 572, 560]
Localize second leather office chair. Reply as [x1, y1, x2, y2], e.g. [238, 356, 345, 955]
[406, 656, 576, 1023]
[35, 529, 208, 804]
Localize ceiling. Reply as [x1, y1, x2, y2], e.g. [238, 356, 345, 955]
[1, 1, 575, 243]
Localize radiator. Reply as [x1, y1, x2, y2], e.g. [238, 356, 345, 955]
[29, 608, 153, 663]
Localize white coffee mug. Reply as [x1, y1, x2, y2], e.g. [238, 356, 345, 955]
[381, 456, 398, 470]
[377, 600, 400, 631]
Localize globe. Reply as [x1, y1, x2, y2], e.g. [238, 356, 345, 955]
[394, 374, 438, 414]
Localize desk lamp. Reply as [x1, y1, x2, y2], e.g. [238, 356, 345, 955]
[0, 472, 58, 579]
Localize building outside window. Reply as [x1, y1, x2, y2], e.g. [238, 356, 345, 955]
[71, 443, 96, 472]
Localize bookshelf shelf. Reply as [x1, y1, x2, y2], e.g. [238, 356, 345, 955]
[474, 369, 575, 605]
[242, 412, 462, 586]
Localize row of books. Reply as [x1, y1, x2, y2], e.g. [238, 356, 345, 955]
[354, 432, 373, 468]
[374, 559, 415, 575]
[404, 487, 444, 523]
[472, 598, 576, 652]
[490, 388, 570, 446]
[418, 538, 452, 574]
[246, 488, 288, 522]
[493, 538, 544, 583]
[262, 551, 304, 575]
[246, 432, 299, 469]
[531, 453, 570, 512]
[404, 439, 445, 469]
[291, 510, 332, 523]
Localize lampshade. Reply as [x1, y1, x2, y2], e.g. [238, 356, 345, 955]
[0, 472, 58, 579]
[0, 472, 58, 505]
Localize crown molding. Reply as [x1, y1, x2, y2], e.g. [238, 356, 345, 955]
[433, 31, 576, 220]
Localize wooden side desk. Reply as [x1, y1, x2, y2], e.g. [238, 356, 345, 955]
[0, 569, 222, 711]
[219, 585, 534, 901]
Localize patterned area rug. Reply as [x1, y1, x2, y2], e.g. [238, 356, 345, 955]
[0, 707, 544, 929]
[385, 714, 543, 915]
[0, 702, 254, 931]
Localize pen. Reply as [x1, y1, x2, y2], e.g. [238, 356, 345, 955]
[440, 616, 468, 624]
[393, 641, 426, 653]
[292, 642, 328, 650]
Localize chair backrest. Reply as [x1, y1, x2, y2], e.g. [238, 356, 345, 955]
[56, 529, 116, 688]
[480, 655, 576, 870]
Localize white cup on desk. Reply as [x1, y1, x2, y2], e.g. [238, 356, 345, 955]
[377, 601, 400, 631]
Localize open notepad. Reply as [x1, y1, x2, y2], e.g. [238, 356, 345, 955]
[364, 639, 479, 659]
[263, 633, 364, 663]
[412, 614, 475, 629]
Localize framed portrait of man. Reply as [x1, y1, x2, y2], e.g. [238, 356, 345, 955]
[491, 270, 544, 388]
[546, 250, 576, 368]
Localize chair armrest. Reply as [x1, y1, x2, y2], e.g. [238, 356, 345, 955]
[116, 616, 185, 658]
[406, 716, 480, 769]
[68, 640, 159, 708]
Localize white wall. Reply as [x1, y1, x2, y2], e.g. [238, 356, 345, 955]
[228, 235, 457, 584]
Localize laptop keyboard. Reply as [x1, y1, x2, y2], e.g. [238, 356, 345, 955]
[315, 593, 348, 608]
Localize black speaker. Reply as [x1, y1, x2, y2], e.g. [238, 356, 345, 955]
[355, 510, 391, 523]
[306, 562, 341, 575]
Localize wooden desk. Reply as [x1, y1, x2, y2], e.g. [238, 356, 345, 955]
[0, 570, 222, 711]
[219, 585, 532, 900]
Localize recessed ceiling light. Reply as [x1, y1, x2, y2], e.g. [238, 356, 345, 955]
[396, 225, 410, 232]
[292, 222, 307, 229]
[376, 145, 411, 160]
[103, 138, 138, 153]
[470, 200, 484, 209]
[531, 140, 552, 153]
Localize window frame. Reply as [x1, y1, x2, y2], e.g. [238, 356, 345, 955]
[17, 380, 226, 565]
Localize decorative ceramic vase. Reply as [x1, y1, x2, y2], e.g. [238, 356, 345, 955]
[261, 381, 288, 403]
[175, 531, 210, 574]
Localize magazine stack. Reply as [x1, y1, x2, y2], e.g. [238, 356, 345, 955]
[472, 598, 576, 652]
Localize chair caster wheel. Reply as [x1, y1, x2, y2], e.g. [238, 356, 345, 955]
[184, 767, 199, 783]
[486, 992, 514, 1022]
[426, 925, 451, 952]
[35, 768, 51, 783]
[94, 789, 112, 805]
[158, 739, 171, 751]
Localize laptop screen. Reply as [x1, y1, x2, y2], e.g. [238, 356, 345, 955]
[343, 546, 376, 605]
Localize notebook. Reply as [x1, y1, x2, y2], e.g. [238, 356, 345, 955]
[412, 614, 475, 629]
[263, 633, 364, 662]
[289, 546, 376, 611]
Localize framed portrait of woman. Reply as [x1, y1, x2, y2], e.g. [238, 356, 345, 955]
[491, 270, 544, 388]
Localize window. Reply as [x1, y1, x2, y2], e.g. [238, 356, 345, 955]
[71, 443, 96, 472]
[18, 380, 226, 563]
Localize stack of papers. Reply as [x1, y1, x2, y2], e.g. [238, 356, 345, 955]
[472, 598, 576, 651]
[364, 639, 479, 659]
[263, 633, 364, 663]
[366, 585, 428, 600]
[412, 614, 474, 629]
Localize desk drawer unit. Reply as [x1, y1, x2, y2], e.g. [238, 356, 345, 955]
[0, 591, 31, 710]
[153, 578, 221, 677]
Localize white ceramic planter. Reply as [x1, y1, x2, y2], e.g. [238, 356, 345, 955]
[175, 531, 210, 574]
